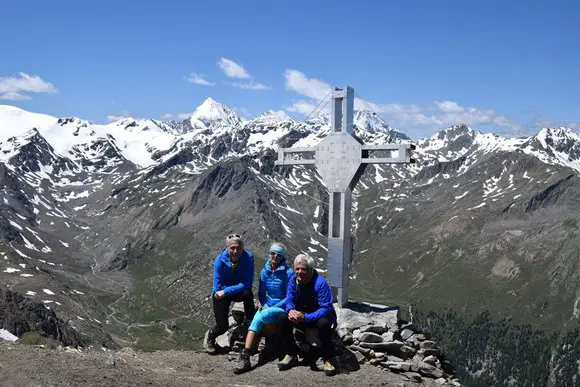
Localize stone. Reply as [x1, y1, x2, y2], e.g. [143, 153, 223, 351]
[387, 355, 405, 362]
[423, 348, 441, 356]
[397, 345, 417, 360]
[337, 327, 350, 339]
[423, 355, 437, 365]
[412, 353, 425, 363]
[418, 362, 444, 379]
[353, 351, 366, 364]
[359, 340, 404, 352]
[359, 332, 383, 343]
[420, 340, 437, 349]
[342, 335, 354, 345]
[334, 304, 400, 331]
[400, 328, 414, 341]
[402, 372, 422, 383]
[382, 331, 395, 342]
[373, 352, 385, 359]
[370, 358, 382, 366]
[353, 329, 361, 340]
[435, 377, 447, 385]
[349, 345, 372, 357]
[415, 333, 429, 341]
[360, 324, 385, 334]
[382, 361, 412, 372]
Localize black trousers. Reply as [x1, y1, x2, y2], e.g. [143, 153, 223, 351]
[210, 289, 256, 338]
[281, 316, 336, 361]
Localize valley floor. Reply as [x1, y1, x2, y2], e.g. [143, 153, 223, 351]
[0, 341, 437, 386]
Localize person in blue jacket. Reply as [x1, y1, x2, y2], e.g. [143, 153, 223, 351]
[278, 253, 338, 376]
[204, 233, 255, 354]
[233, 242, 293, 374]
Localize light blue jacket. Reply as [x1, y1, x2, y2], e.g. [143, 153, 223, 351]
[258, 258, 294, 308]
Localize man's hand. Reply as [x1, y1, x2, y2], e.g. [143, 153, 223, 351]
[214, 290, 225, 299]
[288, 309, 304, 323]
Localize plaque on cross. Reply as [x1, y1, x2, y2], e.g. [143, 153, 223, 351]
[275, 86, 415, 306]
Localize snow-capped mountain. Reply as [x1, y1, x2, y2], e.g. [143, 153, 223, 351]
[189, 97, 242, 132]
[1, 97, 579, 383]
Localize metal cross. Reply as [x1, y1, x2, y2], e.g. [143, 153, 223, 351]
[275, 86, 415, 306]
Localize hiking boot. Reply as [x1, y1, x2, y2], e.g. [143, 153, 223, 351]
[203, 330, 217, 354]
[233, 349, 251, 374]
[324, 357, 338, 376]
[278, 354, 299, 371]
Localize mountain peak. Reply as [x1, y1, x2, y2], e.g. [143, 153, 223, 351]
[253, 110, 293, 125]
[190, 98, 241, 129]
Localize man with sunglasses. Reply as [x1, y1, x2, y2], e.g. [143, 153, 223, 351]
[204, 233, 256, 354]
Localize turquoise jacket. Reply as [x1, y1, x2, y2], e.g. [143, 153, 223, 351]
[258, 258, 293, 308]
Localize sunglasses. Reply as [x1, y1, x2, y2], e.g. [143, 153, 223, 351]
[227, 234, 241, 239]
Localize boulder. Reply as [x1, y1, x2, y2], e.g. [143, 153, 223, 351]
[359, 340, 405, 352]
[335, 304, 399, 331]
[359, 332, 383, 343]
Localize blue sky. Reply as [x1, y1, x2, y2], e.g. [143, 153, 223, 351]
[1, 0, 579, 138]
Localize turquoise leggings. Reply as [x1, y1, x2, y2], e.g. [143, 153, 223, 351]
[248, 306, 286, 332]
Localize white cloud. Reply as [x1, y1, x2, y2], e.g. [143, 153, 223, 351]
[185, 72, 215, 86]
[0, 91, 31, 101]
[286, 100, 318, 115]
[106, 110, 131, 122]
[284, 69, 331, 101]
[217, 58, 250, 79]
[234, 107, 250, 118]
[283, 69, 523, 136]
[231, 81, 271, 90]
[161, 112, 190, 120]
[0, 72, 57, 100]
[533, 118, 580, 131]
[433, 100, 464, 113]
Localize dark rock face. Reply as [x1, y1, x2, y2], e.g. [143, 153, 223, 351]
[0, 289, 83, 347]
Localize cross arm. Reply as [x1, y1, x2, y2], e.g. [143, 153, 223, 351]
[275, 146, 317, 166]
[361, 144, 416, 164]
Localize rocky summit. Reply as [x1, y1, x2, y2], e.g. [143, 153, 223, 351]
[0, 100, 579, 385]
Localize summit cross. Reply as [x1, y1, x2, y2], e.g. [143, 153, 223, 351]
[275, 86, 415, 306]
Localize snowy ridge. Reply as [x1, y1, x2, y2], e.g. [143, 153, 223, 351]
[1, 104, 580, 175]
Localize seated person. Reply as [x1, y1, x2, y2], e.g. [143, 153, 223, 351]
[278, 254, 339, 376]
[234, 242, 293, 374]
[204, 233, 255, 354]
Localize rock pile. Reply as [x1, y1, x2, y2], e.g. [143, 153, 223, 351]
[335, 303, 461, 386]
[217, 301, 462, 385]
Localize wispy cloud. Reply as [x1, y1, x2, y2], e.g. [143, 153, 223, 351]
[185, 72, 215, 86]
[284, 69, 522, 137]
[286, 99, 318, 115]
[160, 112, 190, 120]
[0, 72, 57, 100]
[533, 118, 580, 131]
[231, 81, 271, 90]
[217, 58, 250, 79]
[106, 110, 131, 122]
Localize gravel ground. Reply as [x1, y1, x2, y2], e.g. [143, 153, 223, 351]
[0, 342, 441, 386]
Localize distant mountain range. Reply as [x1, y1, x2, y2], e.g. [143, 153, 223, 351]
[1, 99, 579, 384]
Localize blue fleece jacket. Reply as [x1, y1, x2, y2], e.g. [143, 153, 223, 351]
[212, 248, 254, 297]
[285, 270, 337, 325]
[258, 258, 294, 308]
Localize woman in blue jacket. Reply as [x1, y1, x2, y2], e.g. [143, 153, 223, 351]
[234, 242, 293, 374]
